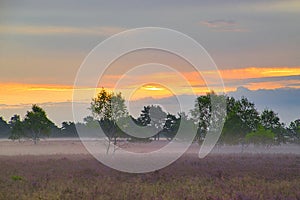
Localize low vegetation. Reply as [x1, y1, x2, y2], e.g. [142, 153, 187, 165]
[0, 154, 299, 200]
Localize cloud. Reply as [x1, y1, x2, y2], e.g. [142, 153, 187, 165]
[201, 19, 236, 28]
[251, 0, 300, 13]
[200, 19, 248, 32]
[0, 25, 127, 36]
[225, 75, 300, 87]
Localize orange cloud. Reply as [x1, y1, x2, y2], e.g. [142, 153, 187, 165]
[1, 66, 299, 105]
[219, 67, 300, 80]
[0, 83, 74, 105]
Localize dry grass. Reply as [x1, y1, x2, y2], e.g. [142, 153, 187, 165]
[0, 153, 299, 200]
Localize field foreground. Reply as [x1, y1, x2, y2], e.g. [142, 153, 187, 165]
[0, 145, 300, 199]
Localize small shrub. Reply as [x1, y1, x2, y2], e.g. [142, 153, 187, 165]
[11, 175, 23, 181]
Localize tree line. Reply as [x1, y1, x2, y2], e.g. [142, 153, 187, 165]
[0, 88, 299, 146]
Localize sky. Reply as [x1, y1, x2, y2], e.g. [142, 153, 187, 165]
[0, 0, 300, 125]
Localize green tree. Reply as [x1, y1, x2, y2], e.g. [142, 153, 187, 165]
[23, 105, 54, 144]
[90, 88, 128, 153]
[9, 105, 54, 143]
[289, 119, 300, 142]
[191, 92, 226, 143]
[236, 97, 260, 132]
[191, 93, 211, 140]
[220, 111, 244, 144]
[260, 109, 285, 144]
[245, 125, 275, 147]
[220, 96, 259, 145]
[9, 115, 24, 141]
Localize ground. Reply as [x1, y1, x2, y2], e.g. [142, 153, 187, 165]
[0, 140, 299, 199]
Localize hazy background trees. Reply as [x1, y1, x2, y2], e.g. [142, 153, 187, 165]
[8, 105, 55, 144]
[0, 88, 299, 146]
[0, 116, 10, 138]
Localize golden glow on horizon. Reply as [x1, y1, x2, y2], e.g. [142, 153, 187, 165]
[1, 66, 299, 105]
[128, 84, 174, 102]
[142, 84, 165, 91]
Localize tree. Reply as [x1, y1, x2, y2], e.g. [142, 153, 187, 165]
[149, 105, 167, 140]
[9, 115, 24, 141]
[90, 88, 128, 153]
[21, 105, 54, 144]
[261, 109, 281, 130]
[60, 121, 78, 137]
[191, 92, 226, 143]
[236, 97, 260, 133]
[220, 111, 245, 145]
[289, 119, 300, 143]
[137, 106, 151, 126]
[136, 105, 167, 140]
[0, 117, 10, 138]
[245, 125, 275, 147]
[260, 109, 285, 144]
[162, 113, 180, 140]
[191, 93, 211, 140]
[220, 96, 260, 145]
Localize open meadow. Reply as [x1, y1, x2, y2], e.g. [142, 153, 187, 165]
[0, 140, 299, 200]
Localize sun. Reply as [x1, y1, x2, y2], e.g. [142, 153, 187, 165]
[142, 84, 165, 91]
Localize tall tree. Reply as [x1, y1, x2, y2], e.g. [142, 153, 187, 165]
[260, 109, 285, 144]
[236, 97, 260, 133]
[191, 92, 226, 142]
[215, 96, 260, 145]
[90, 88, 127, 153]
[260, 109, 281, 130]
[191, 93, 211, 140]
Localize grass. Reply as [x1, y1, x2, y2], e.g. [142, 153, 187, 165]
[0, 154, 299, 199]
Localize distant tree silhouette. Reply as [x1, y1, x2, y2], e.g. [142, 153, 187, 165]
[289, 119, 300, 143]
[60, 121, 78, 137]
[137, 106, 151, 126]
[9, 105, 54, 144]
[0, 117, 10, 138]
[9, 115, 23, 141]
[162, 113, 180, 140]
[136, 105, 167, 140]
